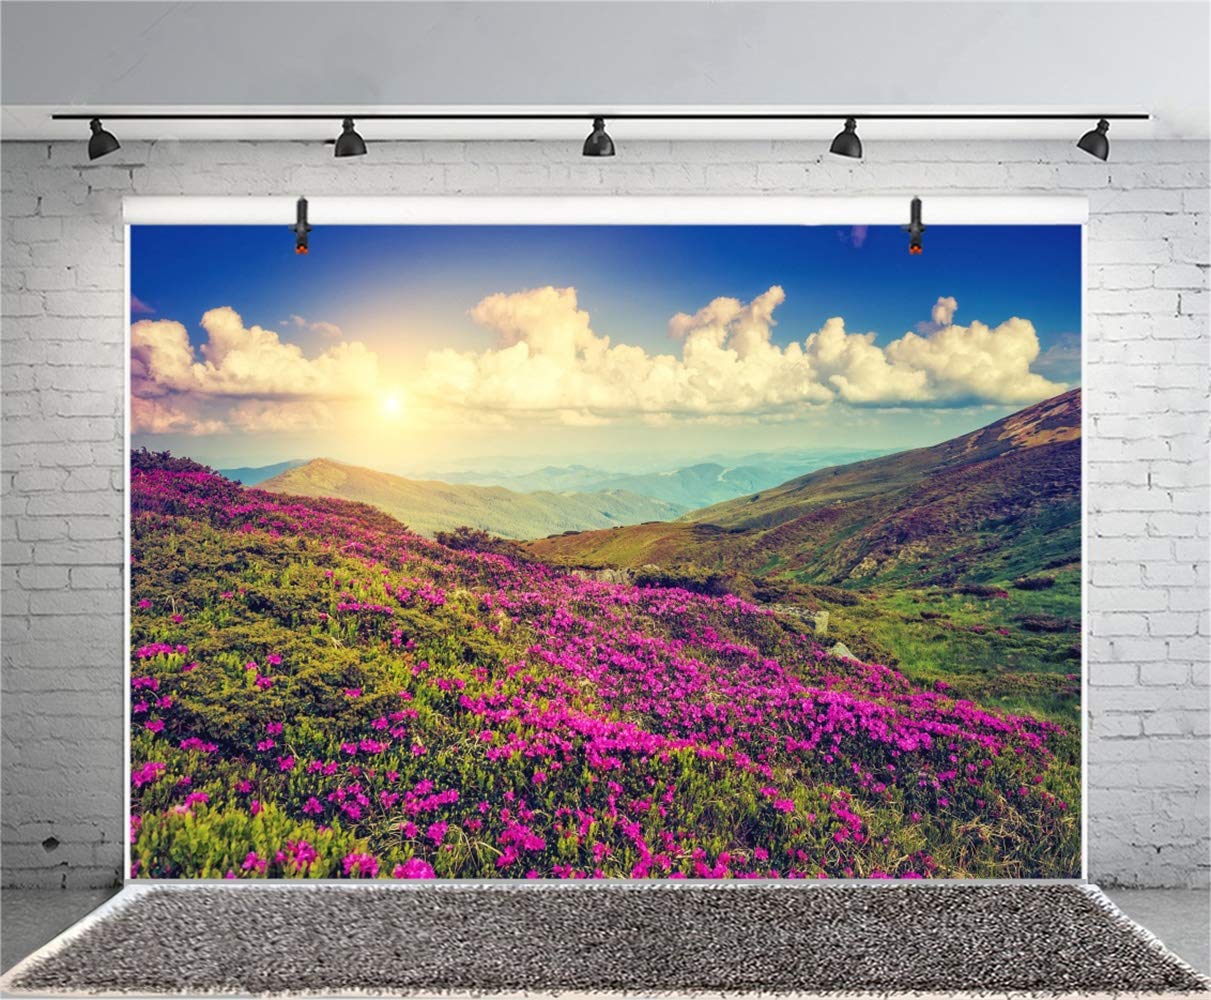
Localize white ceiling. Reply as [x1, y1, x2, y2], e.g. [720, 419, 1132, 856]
[1, 1, 1207, 140]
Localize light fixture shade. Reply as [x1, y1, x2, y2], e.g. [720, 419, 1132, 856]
[829, 118, 862, 158]
[583, 117, 615, 157]
[87, 118, 120, 160]
[334, 118, 367, 158]
[1077, 119, 1110, 161]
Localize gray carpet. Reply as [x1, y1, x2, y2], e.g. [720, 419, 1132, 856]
[4, 883, 1209, 997]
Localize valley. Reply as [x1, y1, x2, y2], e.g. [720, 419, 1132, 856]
[527, 390, 1083, 722]
[206, 392, 1082, 723]
[431, 448, 890, 509]
[257, 457, 686, 539]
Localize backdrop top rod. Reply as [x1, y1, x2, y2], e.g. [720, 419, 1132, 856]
[52, 112, 1151, 122]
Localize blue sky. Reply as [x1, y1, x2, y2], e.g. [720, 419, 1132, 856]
[130, 223, 1081, 473]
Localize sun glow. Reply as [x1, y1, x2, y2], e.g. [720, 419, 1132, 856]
[380, 391, 405, 420]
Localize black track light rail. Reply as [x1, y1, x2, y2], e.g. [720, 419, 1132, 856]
[51, 112, 1150, 122]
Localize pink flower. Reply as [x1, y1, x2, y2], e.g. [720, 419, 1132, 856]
[277, 756, 295, 772]
[342, 852, 379, 878]
[137, 599, 152, 610]
[145, 719, 165, 734]
[173, 791, 210, 815]
[250, 799, 262, 816]
[241, 851, 267, 874]
[343, 687, 362, 699]
[281, 839, 317, 872]
[266, 721, 284, 735]
[302, 796, 323, 816]
[392, 858, 435, 879]
[427, 821, 448, 845]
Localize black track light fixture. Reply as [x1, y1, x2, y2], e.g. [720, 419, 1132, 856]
[829, 118, 863, 159]
[292, 197, 311, 255]
[55, 111, 1146, 163]
[1077, 119, 1110, 161]
[87, 118, 120, 160]
[583, 117, 615, 157]
[334, 118, 367, 158]
[903, 196, 926, 255]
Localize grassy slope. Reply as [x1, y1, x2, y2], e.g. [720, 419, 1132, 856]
[527, 391, 1083, 722]
[260, 458, 685, 539]
[129, 457, 1080, 879]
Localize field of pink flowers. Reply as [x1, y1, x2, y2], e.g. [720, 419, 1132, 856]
[129, 451, 1080, 879]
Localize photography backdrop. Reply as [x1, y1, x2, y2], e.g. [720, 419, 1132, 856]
[126, 199, 1084, 879]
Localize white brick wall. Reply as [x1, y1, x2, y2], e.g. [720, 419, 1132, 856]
[2, 138, 1208, 889]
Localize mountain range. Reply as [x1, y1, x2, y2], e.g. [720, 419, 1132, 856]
[524, 389, 1082, 706]
[528, 389, 1082, 590]
[431, 448, 888, 509]
[257, 458, 685, 539]
[217, 459, 306, 485]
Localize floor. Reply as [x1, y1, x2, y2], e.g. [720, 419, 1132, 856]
[1102, 888, 1211, 975]
[1, 887, 119, 974]
[2, 886, 1208, 978]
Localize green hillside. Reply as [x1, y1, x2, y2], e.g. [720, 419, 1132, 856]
[259, 458, 686, 540]
[527, 390, 1082, 721]
[128, 452, 1080, 879]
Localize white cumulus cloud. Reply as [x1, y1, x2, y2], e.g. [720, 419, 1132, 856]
[131, 306, 377, 434]
[287, 314, 344, 338]
[885, 316, 1063, 405]
[413, 286, 1066, 423]
[931, 296, 959, 326]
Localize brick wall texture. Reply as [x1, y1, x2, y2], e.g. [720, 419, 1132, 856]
[2, 138, 1208, 888]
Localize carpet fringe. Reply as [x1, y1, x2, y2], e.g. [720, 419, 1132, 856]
[3, 883, 1207, 1000]
[1077, 884, 1211, 992]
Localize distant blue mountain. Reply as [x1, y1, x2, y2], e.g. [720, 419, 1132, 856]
[218, 460, 306, 486]
[425, 450, 892, 511]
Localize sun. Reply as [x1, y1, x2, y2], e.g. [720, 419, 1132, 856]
[379, 391, 404, 420]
